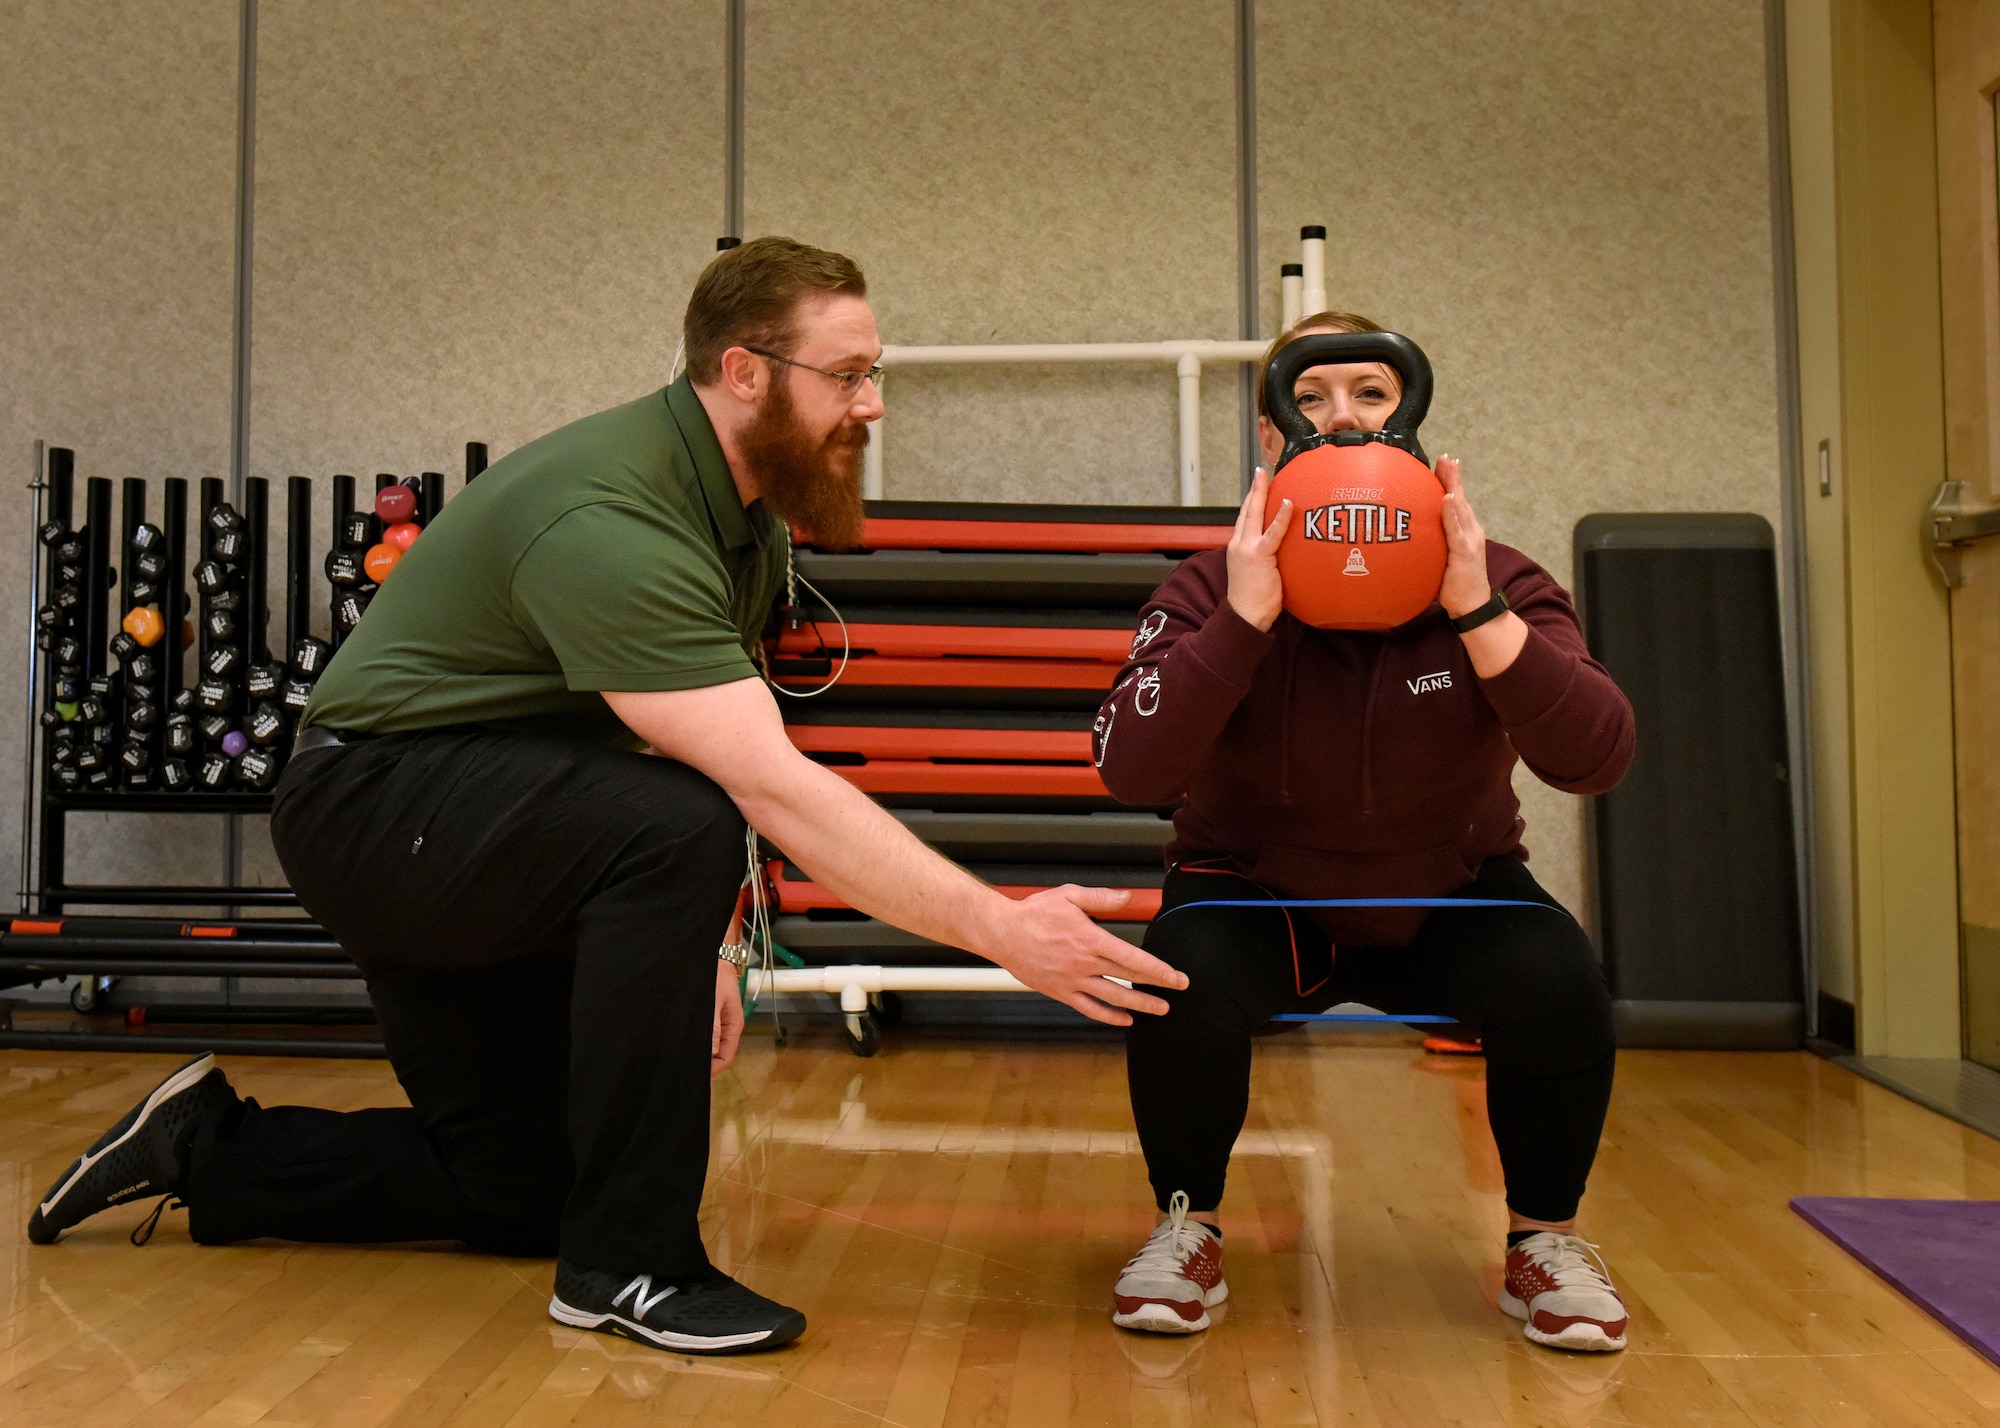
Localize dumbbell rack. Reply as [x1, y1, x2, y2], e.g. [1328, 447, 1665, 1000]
[0, 443, 488, 1056]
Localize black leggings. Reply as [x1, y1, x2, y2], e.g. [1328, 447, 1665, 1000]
[1126, 856, 1615, 1224]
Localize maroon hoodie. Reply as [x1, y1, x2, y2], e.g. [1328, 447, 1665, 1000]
[1091, 543, 1635, 946]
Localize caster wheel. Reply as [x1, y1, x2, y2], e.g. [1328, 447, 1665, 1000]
[843, 1011, 882, 1058]
[871, 990, 904, 1030]
[69, 975, 112, 1014]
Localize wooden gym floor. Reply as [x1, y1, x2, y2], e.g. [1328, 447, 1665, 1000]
[0, 1029, 1996, 1426]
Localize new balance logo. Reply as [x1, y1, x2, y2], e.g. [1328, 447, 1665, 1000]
[613, 1275, 679, 1319]
[1406, 670, 1452, 694]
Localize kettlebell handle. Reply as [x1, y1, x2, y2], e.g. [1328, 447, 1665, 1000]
[1264, 331, 1434, 470]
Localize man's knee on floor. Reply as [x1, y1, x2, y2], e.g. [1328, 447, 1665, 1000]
[452, 1167, 567, 1257]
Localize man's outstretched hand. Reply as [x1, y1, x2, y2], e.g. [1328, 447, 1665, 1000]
[977, 885, 1188, 1027]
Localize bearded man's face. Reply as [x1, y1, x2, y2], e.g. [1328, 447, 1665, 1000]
[738, 374, 869, 550]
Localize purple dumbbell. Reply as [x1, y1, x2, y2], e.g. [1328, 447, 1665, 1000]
[221, 729, 249, 758]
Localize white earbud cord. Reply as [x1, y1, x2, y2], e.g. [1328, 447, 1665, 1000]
[765, 553, 850, 700]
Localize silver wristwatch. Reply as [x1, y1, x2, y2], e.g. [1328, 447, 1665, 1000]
[718, 940, 756, 969]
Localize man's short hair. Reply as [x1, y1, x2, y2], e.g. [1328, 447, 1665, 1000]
[1254, 310, 1385, 418]
[682, 237, 868, 384]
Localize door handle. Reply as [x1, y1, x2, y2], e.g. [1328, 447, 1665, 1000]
[1927, 480, 2000, 588]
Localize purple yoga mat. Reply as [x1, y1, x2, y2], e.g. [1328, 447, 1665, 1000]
[1791, 1196, 2000, 1365]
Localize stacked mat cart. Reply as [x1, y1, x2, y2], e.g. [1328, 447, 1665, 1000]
[758, 500, 1231, 1054]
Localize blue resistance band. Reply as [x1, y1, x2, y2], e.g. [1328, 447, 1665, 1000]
[1153, 895, 1567, 1026]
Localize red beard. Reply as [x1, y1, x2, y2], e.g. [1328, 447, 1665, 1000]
[738, 379, 869, 550]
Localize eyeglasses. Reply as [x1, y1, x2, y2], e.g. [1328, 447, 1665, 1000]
[745, 347, 886, 398]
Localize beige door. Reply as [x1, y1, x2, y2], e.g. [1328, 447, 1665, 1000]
[1934, 2, 2000, 1068]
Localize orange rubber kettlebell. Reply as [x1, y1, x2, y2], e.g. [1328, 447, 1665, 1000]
[1263, 331, 1446, 631]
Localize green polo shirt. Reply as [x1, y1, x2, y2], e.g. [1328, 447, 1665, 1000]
[303, 377, 790, 746]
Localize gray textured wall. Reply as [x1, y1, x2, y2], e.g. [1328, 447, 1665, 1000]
[1, 0, 1786, 931]
[747, 0, 1245, 507]
[0, 1, 240, 898]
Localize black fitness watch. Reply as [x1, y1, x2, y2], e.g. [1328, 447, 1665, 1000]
[1449, 589, 1510, 635]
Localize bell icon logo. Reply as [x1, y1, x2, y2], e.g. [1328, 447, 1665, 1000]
[1342, 548, 1369, 577]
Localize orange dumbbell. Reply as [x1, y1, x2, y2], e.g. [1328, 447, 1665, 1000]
[363, 543, 402, 583]
[120, 605, 165, 647]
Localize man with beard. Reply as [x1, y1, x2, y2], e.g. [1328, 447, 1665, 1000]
[26, 237, 1184, 1356]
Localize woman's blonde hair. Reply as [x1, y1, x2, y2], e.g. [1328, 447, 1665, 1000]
[1253, 310, 1385, 419]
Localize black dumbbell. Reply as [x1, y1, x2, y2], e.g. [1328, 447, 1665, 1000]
[127, 652, 157, 685]
[172, 688, 194, 714]
[237, 748, 280, 788]
[340, 512, 373, 549]
[118, 743, 150, 774]
[51, 676, 79, 703]
[211, 528, 246, 562]
[197, 752, 231, 789]
[52, 764, 81, 791]
[281, 678, 314, 714]
[325, 549, 363, 587]
[291, 636, 332, 678]
[204, 609, 237, 642]
[128, 703, 159, 733]
[207, 587, 241, 612]
[76, 745, 104, 773]
[85, 765, 112, 788]
[165, 714, 194, 754]
[135, 550, 167, 580]
[54, 535, 83, 564]
[335, 590, 371, 631]
[196, 677, 235, 713]
[36, 605, 60, 631]
[198, 711, 231, 742]
[206, 504, 242, 536]
[54, 636, 80, 666]
[127, 580, 158, 606]
[248, 702, 286, 746]
[193, 560, 230, 595]
[77, 696, 107, 724]
[132, 523, 163, 553]
[204, 645, 241, 679]
[110, 631, 138, 662]
[245, 665, 280, 700]
[54, 587, 80, 612]
[39, 520, 68, 546]
[161, 759, 191, 790]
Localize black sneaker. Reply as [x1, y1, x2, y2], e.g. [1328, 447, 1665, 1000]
[548, 1259, 806, 1354]
[27, 1052, 236, 1244]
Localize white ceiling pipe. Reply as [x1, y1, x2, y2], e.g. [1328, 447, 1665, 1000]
[1280, 263, 1304, 330]
[1177, 352, 1203, 506]
[869, 338, 1267, 506]
[877, 339, 1268, 365]
[1300, 224, 1327, 316]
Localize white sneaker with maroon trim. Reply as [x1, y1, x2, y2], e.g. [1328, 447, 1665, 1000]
[1498, 1232, 1628, 1352]
[1111, 1191, 1227, 1334]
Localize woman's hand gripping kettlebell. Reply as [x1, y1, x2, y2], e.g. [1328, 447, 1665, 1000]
[1437, 456, 1529, 676]
[1436, 457, 1488, 618]
[1226, 468, 1294, 633]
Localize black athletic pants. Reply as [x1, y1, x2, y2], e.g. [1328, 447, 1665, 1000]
[186, 729, 744, 1276]
[1127, 856, 1616, 1224]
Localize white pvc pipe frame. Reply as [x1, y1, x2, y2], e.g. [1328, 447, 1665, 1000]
[801, 230, 1331, 1035]
[862, 230, 1328, 508]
